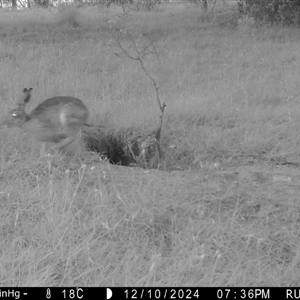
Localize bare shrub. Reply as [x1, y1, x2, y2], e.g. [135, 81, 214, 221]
[132, 0, 161, 11]
[57, 4, 82, 28]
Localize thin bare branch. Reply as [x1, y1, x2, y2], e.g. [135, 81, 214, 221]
[211, 0, 218, 11]
[110, 31, 166, 167]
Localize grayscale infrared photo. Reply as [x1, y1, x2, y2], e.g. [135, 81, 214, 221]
[0, 0, 300, 289]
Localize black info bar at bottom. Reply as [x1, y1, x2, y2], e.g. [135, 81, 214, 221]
[0, 287, 299, 300]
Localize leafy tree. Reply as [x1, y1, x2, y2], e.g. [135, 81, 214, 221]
[239, 0, 300, 25]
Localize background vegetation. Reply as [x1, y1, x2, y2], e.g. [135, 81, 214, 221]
[1, 0, 300, 286]
[239, 0, 300, 26]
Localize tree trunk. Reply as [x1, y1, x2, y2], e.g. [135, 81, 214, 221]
[202, 0, 207, 11]
[12, 0, 17, 8]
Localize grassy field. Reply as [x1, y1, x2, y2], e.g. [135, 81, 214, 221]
[1, 2, 300, 286]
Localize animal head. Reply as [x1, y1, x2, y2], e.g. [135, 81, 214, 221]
[3, 88, 33, 127]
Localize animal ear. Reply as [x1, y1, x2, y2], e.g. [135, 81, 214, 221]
[18, 88, 33, 106]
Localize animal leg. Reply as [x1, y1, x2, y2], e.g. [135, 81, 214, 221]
[39, 142, 47, 158]
[54, 135, 77, 151]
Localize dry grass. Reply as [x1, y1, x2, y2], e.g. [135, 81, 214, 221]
[1, 3, 300, 286]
